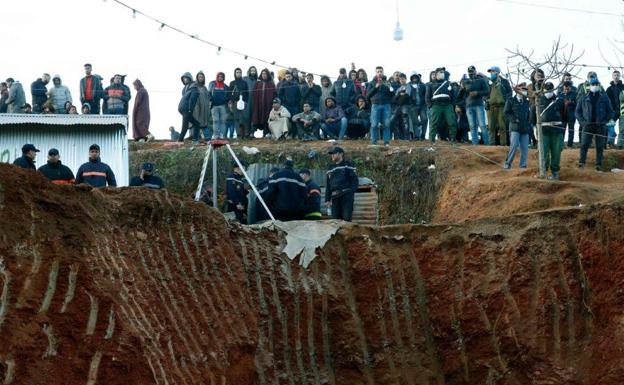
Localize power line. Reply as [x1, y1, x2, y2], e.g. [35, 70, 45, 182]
[497, 0, 624, 17]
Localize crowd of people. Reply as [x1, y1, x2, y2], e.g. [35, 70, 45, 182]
[4, 62, 624, 181]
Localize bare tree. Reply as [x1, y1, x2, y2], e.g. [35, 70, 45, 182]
[506, 37, 584, 178]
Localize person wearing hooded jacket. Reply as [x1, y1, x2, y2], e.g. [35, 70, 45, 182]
[5, 78, 26, 114]
[178, 72, 200, 141]
[132, 79, 151, 141]
[330, 68, 357, 111]
[209, 72, 231, 138]
[230, 68, 250, 138]
[251, 69, 276, 136]
[194, 71, 212, 141]
[103, 74, 130, 115]
[31, 74, 50, 114]
[243, 66, 258, 137]
[408, 72, 427, 140]
[47, 75, 72, 114]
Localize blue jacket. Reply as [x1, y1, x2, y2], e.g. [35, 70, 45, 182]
[330, 79, 357, 108]
[226, 172, 247, 206]
[575, 92, 614, 126]
[178, 82, 199, 114]
[504, 97, 531, 134]
[301, 84, 322, 111]
[209, 81, 230, 107]
[321, 105, 346, 123]
[31, 78, 48, 112]
[277, 80, 302, 109]
[265, 167, 307, 215]
[76, 158, 117, 187]
[366, 81, 394, 105]
[464, 76, 490, 107]
[325, 160, 358, 202]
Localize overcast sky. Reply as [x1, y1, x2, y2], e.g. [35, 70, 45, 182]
[2, 0, 622, 139]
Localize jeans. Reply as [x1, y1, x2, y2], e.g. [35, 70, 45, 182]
[200, 126, 212, 141]
[505, 131, 529, 168]
[466, 105, 489, 145]
[321, 117, 348, 140]
[408, 105, 427, 140]
[211, 105, 228, 138]
[429, 103, 457, 141]
[487, 104, 507, 145]
[424, 107, 432, 140]
[226, 121, 236, 138]
[607, 122, 617, 145]
[580, 124, 607, 166]
[370, 104, 392, 144]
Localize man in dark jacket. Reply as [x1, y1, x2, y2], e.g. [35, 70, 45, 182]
[464, 66, 490, 145]
[330, 68, 357, 111]
[391, 73, 411, 140]
[487, 66, 512, 145]
[0, 82, 8, 113]
[243, 66, 258, 137]
[230, 68, 250, 138]
[38, 148, 75, 184]
[13, 144, 40, 170]
[103, 75, 130, 115]
[277, 72, 302, 133]
[321, 97, 348, 140]
[301, 73, 322, 112]
[80, 64, 104, 114]
[345, 95, 370, 139]
[408, 72, 427, 140]
[178, 72, 200, 141]
[299, 168, 322, 220]
[367, 66, 394, 145]
[265, 159, 307, 221]
[576, 78, 614, 170]
[130, 162, 164, 189]
[606, 70, 624, 147]
[225, 162, 249, 223]
[255, 167, 279, 222]
[558, 81, 578, 147]
[75, 144, 117, 187]
[325, 147, 358, 221]
[504, 83, 531, 169]
[426, 67, 456, 142]
[31, 73, 50, 114]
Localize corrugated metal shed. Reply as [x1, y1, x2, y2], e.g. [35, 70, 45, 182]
[0, 114, 129, 186]
[246, 163, 378, 225]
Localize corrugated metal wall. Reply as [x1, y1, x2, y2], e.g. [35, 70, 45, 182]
[246, 163, 378, 225]
[0, 117, 129, 186]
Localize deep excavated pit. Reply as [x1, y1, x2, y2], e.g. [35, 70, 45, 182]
[1, 143, 624, 385]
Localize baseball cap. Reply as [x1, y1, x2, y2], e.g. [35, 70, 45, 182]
[467, 65, 476, 72]
[589, 77, 600, 85]
[89, 144, 100, 151]
[48, 148, 59, 156]
[272, 97, 281, 104]
[22, 144, 40, 153]
[142, 162, 154, 172]
[299, 168, 311, 175]
[487, 66, 501, 73]
[327, 146, 344, 154]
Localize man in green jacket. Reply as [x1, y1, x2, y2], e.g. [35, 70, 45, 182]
[486, 66, 512, 145]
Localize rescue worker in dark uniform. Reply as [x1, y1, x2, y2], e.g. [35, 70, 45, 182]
[255, 167, 279, 223]
[299, 168, 322, 220]
[75, 144, 117, 187]
[265, 159, 307, 221]
[13, 143, 40, 170]
[130, 162, 164, 189]
[225, 161, 249, 223]
[325, 146, 358, 221]
[37, 148, 75, 184]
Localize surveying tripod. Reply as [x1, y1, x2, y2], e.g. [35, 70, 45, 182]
[194, 140, 276, 222]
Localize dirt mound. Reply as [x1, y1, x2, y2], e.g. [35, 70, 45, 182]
[1, 163, 624, 384]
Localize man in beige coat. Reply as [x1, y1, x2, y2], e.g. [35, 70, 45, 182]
[268, 97, 291, 139]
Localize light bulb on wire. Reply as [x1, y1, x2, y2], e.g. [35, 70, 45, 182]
[216, 47, 222, 56]
[393, 0, 403, 41]
[132, 9, 137, 19]
[159, 23, 165, 31]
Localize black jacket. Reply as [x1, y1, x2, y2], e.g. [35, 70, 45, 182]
[129, 174, 164, 189]
[408, 82, 426, 107]
[331, 79, 357, 108]
[178, 82, 199, 115]
[31, 78, 48, 112]
[325, 160, 358, 202]
[301, 84, 322, 111]
[226, 172, 248, 206]
[13, 155, 36, 170]
[304, 179, 322, 217]
[606, 80, 624, 119]
[367, 81, 394, 105]
[504, 97, 531, 134]
[464, 76, 490, 107]
[538, 95, 564, 134]
[575, 92, 614, 126]
[76, 158, 117, 187]
[38, 161, 75, 184]
[229, 78, 250, 103]
[426, 79, 455, 107]
[265, 167, 307, 215]
[277, 80, 302, 109]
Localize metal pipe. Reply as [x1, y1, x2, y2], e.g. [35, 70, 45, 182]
[194, 144, 213, 201]
[212, 147, 218, 209]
